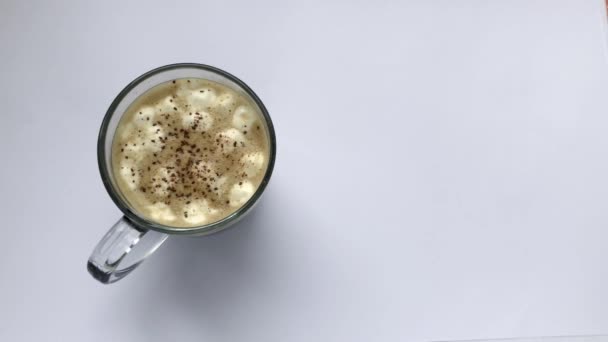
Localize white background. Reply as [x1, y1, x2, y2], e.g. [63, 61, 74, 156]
[1, 0, 607, 341]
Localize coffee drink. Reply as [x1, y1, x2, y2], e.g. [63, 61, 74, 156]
[112, 78, 270, 227]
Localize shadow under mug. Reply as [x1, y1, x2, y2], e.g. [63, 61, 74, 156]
[88, 63, 276, 284]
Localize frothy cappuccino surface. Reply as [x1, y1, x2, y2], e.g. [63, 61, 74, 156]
[112, 79, 270, 228]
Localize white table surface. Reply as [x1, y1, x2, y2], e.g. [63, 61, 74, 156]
[1, 0, 608, 341]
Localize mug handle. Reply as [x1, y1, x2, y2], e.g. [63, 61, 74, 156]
[87, 217, 168, 284]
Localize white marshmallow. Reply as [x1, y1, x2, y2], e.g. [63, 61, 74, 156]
[190, 160, 215, 177]
[141, 126, 164, 152]
[151, 167, 174, 197]
[187, 88, 217, 111]
[216, 128, 246, 153]
[121, 109, 164, 139]
[122, 110, 166, 153]
[210, 176, 228, 195]
[240, 152, 265, 177]
[175, 81, 199, 98]
[181, 111, 213, 131]
[229, 181, 255, 207]
[189, 161, 227, 194]
[232, 105, 257, 129]
[132, 106, 156, 127]
[120, 123, 136, 140]
[214, 92, 236, 113]
[147, 202, 176, 223]
[182, 200, 218, 225]
[156, 96, 178, 114]
[119, 160, 139, 190]
[122, 138, 147, 158]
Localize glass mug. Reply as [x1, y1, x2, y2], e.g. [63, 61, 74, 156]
[88, 63, 276, 284]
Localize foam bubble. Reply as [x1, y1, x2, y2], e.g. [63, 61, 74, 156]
[229, 181, 255, 207]
[232, 105, 257, 130]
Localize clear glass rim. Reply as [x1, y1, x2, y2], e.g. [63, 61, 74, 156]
[97, 63, 276, 235]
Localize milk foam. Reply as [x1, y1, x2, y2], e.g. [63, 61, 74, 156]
[112, 79, 269, 228]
